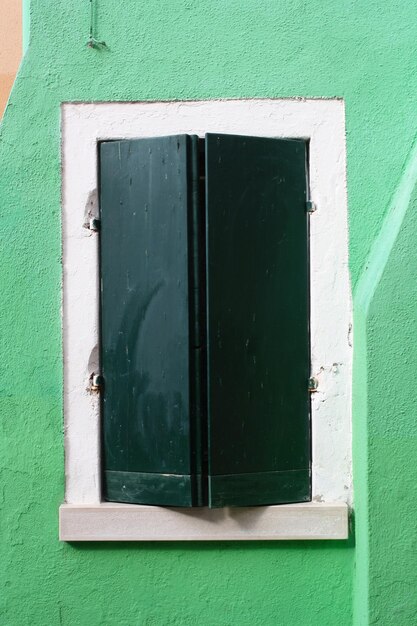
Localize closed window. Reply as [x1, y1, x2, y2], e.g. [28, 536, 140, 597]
[60, 100, 351, 541]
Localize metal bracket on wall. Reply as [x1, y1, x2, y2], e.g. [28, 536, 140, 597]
[306, 201, 317, 213]
[86, 0, 107, 49]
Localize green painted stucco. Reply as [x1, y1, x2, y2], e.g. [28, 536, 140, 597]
[1, 1, 416, 624]
[22, 0, 30, 54]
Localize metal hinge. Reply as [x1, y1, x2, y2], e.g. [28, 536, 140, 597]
[308, 376, 318, 392]
[89, 218, 101, 231]
[89, 373, 104, 393]
[306, 201, 317, 214]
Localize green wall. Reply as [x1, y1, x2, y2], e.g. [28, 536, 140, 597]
[1, 1, 416, 623]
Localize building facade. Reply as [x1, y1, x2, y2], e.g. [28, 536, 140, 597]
[1, 1, 417, 624]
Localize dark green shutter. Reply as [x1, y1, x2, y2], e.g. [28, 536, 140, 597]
[205, 133, 311, 507]
[100, 132, 311, 509]
[99, 135, 202, 506]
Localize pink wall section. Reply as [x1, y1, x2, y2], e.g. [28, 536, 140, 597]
[0, 0, 21, 117]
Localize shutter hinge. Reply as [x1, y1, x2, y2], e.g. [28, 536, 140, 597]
[306, 201, 317, 214]
[89, 373, 104, 393]
[89, 218, 101, 231]
[308, 376, 318, 392]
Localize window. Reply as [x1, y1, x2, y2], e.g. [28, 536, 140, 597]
[60, 100, 351, 540]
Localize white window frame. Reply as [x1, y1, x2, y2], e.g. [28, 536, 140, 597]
[60, 99, 352, 541]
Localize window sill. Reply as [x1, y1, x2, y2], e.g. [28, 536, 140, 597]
[59, 502, 348, 541]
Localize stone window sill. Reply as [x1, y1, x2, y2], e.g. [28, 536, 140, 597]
[59, 502, 348, 541]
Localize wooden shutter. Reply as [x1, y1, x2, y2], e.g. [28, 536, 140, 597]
[205, 133, 311, 507]
[99, 135, 203, 506]
[100, 132, 311, 509]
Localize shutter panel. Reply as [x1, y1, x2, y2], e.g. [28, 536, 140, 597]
[205, 133, 311, 507]
[100, 135, 202, 506]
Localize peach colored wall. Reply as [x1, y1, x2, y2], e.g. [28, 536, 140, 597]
[0, 0, 21, 117]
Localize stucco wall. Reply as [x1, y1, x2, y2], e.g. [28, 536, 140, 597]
[1, 1, 416, 624]
[0, 0, 21, 117]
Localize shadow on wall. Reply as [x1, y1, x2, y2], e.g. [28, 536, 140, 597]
[353, 133, 417, 624]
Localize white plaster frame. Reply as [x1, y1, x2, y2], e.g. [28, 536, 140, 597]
[60, 99, 352, 541]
